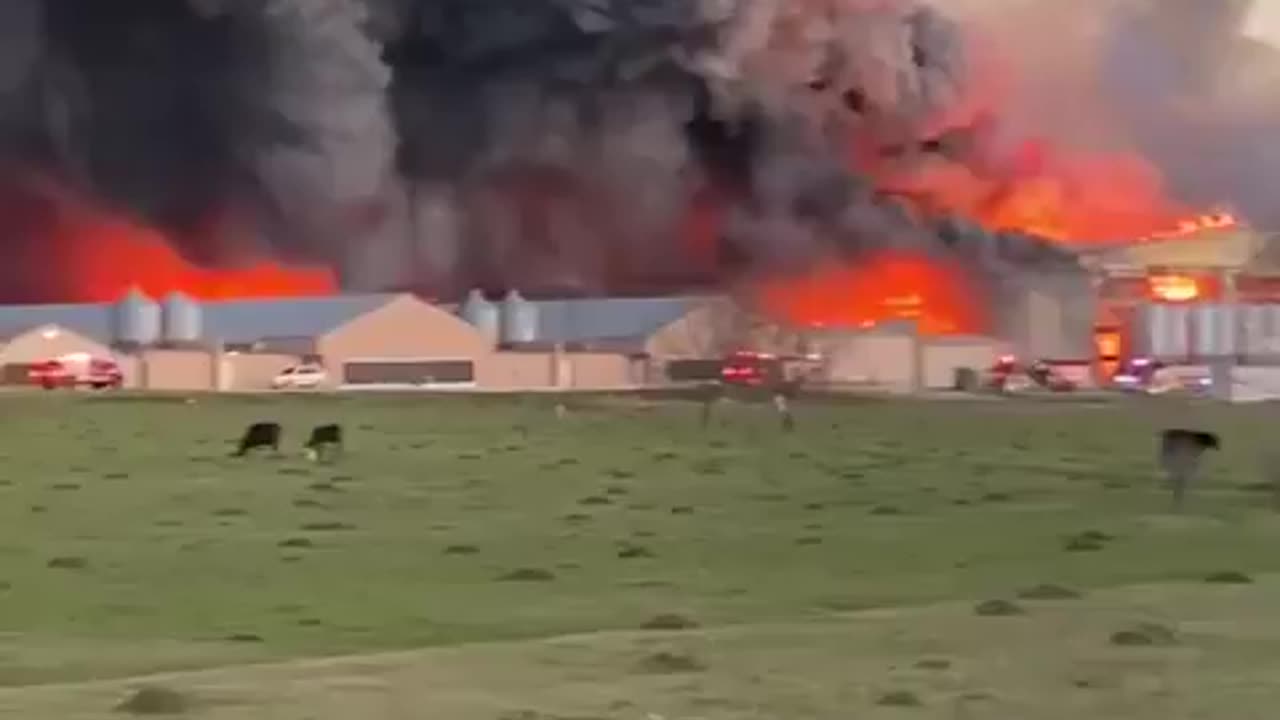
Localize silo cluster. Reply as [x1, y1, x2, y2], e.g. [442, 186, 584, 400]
[459, 289, 539, 346]
[110, 288, 205, 347]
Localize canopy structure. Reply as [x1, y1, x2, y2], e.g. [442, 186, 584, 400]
[1077, 226, 1280, 276]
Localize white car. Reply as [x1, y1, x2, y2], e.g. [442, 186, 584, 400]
[271, 363, 328, 390]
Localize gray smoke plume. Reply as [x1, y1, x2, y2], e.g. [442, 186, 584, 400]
[946, 0, 1280, 232]
[1100, 0, 1280, 231]
[0, 0, 1121, 302]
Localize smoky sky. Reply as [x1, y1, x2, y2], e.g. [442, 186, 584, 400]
[0, 0, 1152, 300]
[950, 0, 1280, 232]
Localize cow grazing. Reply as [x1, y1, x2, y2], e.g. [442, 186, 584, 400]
[233, 422, 282, 457]
[304, 423, 344, 463]
[1158, 428, 1221, 510]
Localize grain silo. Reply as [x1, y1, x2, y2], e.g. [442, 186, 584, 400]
[161, 292, 203, 344]
[111, 287, 161, 346]
[460, 289, 500, 343]
[499, 290, 539, 345]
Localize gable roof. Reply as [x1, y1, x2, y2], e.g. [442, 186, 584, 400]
[518, 296, 705, 344]
[199, 294, 397, 342]
[0, 322, 92, 344]
[0, 294, 400, 345]
[0, 292, 708, 348]
[1079, 228, 1265, 272]
[0, 304, 113, 343]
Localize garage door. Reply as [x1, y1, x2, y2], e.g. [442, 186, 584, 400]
[342, 359, 475, 387]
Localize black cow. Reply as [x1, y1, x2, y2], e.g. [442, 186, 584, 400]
[697, 382, 725, 429]
[304, 423, 344, 463]
[1158, 428, 1221, 510]
[233, 422, 282, 457]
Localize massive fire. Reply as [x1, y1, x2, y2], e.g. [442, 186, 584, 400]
[54, 213, 337, 303]
[971, 141, 1189, 243]
[758, 252, 988, 335]
[0, 176, 337, 304]
[755, 128, 1241, 336]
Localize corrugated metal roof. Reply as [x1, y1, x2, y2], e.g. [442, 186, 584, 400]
[0, 292, 703, 347]
[199, 295, 397, 342]
[516, 296, 702, 343]
[0, 294, 398, 344]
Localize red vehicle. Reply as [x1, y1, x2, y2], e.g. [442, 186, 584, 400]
[720, 351, 783, 387]
[986, 355, 1077, 393]
[29, 353, 124, 390]
[720, 351, 824, 388]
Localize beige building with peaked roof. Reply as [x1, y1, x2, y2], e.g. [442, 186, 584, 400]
[0, 285, 1064, 395]
[0, 292, 677, 393]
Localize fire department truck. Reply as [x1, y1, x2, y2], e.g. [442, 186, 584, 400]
[28, 353, 124, 390]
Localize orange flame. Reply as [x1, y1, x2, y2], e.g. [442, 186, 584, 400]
[756, 125, 1243, 338]
[1147, 274, 1201, 302]
[0, 174, 338, 304]
[55, 214, 336, 302]
[758, 252, 987, 335]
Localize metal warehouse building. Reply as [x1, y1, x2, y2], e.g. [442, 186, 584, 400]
[0, 290, 703, 392]
[1080, 221, 1280, 375]
[0, 282, 1083, 393]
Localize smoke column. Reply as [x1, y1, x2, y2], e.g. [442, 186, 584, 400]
[0, 0, 1274, 306]
[937, 0, 1280, 235]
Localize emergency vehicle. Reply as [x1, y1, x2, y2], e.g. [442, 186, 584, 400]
[28, 353, 124, 390]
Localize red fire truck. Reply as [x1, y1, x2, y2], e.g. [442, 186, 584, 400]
[720, 350, 823, 388]
[720, 351, 783, 387]
[28, 353, 124, 390]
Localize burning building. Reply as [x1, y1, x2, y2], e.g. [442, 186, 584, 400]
[1080, 214, 1280, 376]
[0, 0, 1273, 381]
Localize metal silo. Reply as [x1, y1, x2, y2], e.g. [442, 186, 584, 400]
[112, 286, 161, 346]
[1132, 302, 1190, 361]
[1190, 303, 1237, 359]
[499, 290, 539, 345]
[460, 289, 500, 342]
[161, 291, 203, 344]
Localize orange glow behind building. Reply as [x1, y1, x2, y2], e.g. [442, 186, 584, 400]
[758, 253, 989, 335]
[51, 208, 337, 303]
[1147, 274, 1201, 303]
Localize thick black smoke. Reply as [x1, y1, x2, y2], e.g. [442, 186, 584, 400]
[0, 0, 1078, 302]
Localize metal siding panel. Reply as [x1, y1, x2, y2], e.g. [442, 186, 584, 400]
[1240, 305, 1270, 359]
[1133, 303, 1191, 360]
[1191, 304, 1237, 358]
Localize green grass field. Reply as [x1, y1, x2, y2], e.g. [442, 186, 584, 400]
[0, 391, 1278, 718]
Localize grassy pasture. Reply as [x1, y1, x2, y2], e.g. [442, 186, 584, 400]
[0, 391, 1277, 717]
